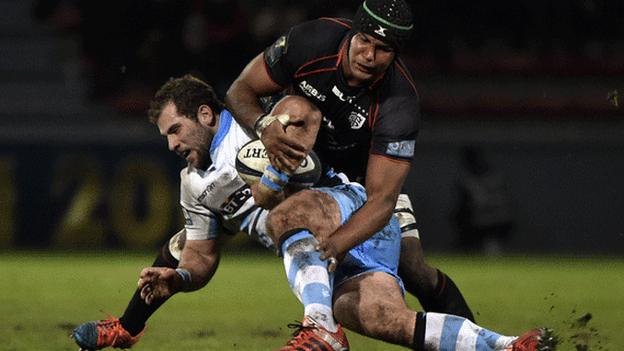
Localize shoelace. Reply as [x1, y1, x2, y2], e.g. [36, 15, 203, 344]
[285, 321, 317, 345]
[97, 318, 128, 346]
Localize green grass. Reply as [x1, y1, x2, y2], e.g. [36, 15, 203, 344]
[0, 251, 622, 350]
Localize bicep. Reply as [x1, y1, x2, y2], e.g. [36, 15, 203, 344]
[230, 53, 284, 97]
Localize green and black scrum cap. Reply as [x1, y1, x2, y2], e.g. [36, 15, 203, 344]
[353, 0, 414, 51]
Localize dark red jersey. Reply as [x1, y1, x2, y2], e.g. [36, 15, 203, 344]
[263, 18, 420, 182]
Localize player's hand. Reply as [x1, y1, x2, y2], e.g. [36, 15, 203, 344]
[261, 118, 307, 174]
[316, 237, 347, 273]
[138, 267, 179, 305]
[251, 182, 285, 210]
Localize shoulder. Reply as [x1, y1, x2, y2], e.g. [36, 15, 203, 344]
[371, 60, 421, 135]
[381, 58, 420, 102]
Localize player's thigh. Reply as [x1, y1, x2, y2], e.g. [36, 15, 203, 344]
[333, 272, 415, 345]
[267, 189, 341, 240]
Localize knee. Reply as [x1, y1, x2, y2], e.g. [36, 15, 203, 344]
[266, 190, 340, 242]
[265, 190, 315, 239]
[266, 206, 292, 240]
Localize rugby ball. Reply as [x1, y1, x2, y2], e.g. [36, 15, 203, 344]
[236, 139, 322, 187]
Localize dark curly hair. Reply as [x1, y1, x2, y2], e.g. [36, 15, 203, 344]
[148, 74, 225, 123]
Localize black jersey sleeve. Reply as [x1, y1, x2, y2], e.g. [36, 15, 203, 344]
[369, 65, 421, 161]
[263, 18, 350, 87]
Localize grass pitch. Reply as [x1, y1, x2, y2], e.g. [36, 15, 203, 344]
[0, 251, 622, 350]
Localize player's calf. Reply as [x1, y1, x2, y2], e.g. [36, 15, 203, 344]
[396, 194, 475, 322]
[334, 272, 416, 347]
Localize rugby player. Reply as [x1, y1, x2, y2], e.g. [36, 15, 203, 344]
[72, 75, 272, 349]
[72, 76, 553, 351]
[227, 0, 474, 327]
[225, 0, 554, 349]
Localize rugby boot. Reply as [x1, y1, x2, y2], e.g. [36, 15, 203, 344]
[277, 316, 349, 351]
[506, 328, 557, 351]
[72, 316, 143, 350]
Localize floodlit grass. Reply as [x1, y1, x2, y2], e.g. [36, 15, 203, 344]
[0, 251, 621, 350]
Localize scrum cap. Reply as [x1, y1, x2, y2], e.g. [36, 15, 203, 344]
[352, 0, 414, 51]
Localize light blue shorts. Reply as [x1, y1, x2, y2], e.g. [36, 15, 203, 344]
[313, 183, 405, 294]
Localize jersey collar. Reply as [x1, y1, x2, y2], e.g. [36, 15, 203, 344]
[210, 109, 233, 158]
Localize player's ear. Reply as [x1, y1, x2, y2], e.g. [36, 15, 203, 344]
[197, 105, 216, 127]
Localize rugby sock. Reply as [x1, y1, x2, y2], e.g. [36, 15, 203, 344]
[419, 312, 516, 350]
[119, 243, 179, 336]
[282, 229, 338, 333]
[418, 270, 476, 322]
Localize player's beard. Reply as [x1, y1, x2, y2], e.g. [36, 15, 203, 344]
[186, 149, 207, 169]
[187, 126, 213, 170]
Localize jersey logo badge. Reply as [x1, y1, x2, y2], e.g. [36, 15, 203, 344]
[348, 112, 366, 129]
[374, 25, 387, 37]
[266, 35, 288, 67]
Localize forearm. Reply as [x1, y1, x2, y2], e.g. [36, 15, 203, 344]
[328, 155, 412, 255]
[330, 196, 395, 253]
[176, 241, 220, 292]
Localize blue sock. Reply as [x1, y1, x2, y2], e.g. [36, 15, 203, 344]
[282, 230, 337, 332]
[423, 312, 516, 350]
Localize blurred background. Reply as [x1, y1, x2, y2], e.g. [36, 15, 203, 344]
[1, 0, 623, 255]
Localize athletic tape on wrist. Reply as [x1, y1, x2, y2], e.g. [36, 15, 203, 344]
[260, 165, 290, 192]
[175, 268, 192, 292]
[260, 174, 283, 192]
[266, 165, 290, 184]
[254, 113, 290, 137]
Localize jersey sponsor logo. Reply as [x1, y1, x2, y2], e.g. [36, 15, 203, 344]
[374, 25, 388, 37]
[348, 111, 366, 129]
[386, 140, 415, 158]
[220, 185, 252, 215]
[332, 85, 355, 103]
[299, 80, 326, 101]
[266, 35, 288, 67]
[197, 182, 217, 202]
